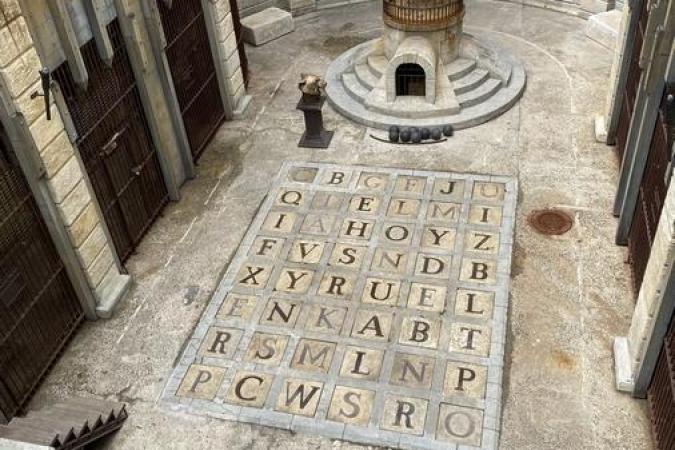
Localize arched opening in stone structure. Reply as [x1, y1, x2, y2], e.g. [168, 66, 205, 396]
[395, 63, 426, 97]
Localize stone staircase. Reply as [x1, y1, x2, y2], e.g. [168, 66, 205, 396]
[0, 397, 128, 449]
[326, 34, 527, 130]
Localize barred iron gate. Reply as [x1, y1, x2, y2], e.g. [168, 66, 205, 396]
[0, 125, 84, 423]
[627, 87, 672, 295]
[229, 0, 249, 88]
[647, 313, 675, 450]
[53, 20, 169, 263]
[157, 0, 226, 161]
[616, 0, 650, 161]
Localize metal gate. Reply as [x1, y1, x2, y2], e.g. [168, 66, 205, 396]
[627, 86, 672, 295]
[53, 20, 169, 264]
[229, 0, 249, 88]
[647, 313, 675, 450]
[616, 0, 650, 161]
[0, 125, 84, 423]
[157, 0, 226, 161]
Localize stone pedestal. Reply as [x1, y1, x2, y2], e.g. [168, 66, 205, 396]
[241, 7, 294, 46]
[297, 95, 333, 148]
[580, 0, 615, 14]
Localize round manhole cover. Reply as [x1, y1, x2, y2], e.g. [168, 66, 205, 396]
[528, 209, 574, 235]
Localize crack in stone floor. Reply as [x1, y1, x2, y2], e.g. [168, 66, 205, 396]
[162, 162, 516, 450]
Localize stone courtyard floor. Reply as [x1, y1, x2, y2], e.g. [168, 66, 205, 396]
[29, 1, 654, 449]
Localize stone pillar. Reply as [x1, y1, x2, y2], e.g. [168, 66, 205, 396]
[596, 3, 630, 142]
[114, 0, 186, 202]
[203, 0, 252, 118]
[0, 0, 130, 318]
[614, 180, 675, 393]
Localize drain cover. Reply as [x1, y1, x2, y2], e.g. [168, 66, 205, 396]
[528, 209, 574, 235]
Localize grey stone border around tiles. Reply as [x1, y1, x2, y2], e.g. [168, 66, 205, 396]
[159, 162, 518, 450]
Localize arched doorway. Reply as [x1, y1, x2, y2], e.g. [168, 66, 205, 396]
[395, 63, 426, 96]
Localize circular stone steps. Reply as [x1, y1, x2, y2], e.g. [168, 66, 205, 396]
[454, 68, 490, 94]
[367, 55, 388, 77]
[325, 34, 526, 130]
[446, 58, 477, 81]
[354, 63, 379, 90]
[457, 77, 502, 107]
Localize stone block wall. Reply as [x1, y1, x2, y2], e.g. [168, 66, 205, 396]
[205, 0, 249, 114]
[626, 182, 675, 373]
[0, 0, 129, 317]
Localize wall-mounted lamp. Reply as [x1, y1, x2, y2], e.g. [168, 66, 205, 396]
[30, 68, 52, 121]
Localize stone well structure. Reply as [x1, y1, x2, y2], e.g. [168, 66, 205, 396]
[325, 0, 527, 130]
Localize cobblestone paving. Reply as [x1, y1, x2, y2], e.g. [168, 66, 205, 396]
[161, 162, 517, 450]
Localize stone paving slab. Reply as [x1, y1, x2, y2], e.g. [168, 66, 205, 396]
[160, 162, 517, 450]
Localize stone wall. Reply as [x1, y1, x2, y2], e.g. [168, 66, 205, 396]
[204, 0, 250, 115]
[0, 0, 130, 317]
[620, 180, 675, 387]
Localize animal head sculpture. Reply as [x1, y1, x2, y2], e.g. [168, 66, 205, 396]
[299, 73, 327, 97]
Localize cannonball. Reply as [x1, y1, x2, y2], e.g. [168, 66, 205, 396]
[400, 128, 411, 143]
[411, 129, 422, 143]
[420, 128, 431, 140]
[431, 128, 442, 140]
[443, 125, 455, 137]
[410, 127, 420, 135]
[388, 126, 400, 142]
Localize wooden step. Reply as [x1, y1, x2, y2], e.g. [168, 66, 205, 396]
[0, 397, 128, 449]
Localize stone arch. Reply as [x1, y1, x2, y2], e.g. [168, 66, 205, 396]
[386, 37, 436, 103]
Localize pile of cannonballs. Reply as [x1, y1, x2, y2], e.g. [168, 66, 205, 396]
[388, 125, 454, 143]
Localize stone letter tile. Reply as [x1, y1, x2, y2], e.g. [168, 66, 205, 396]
[329, 243, 367, 269]
[361, 277, 401, 307]
[468, 204, 502, 226]
[472, 181, 505, 202]
[262, 211, 297, 234]
[244, 332, 289, 366]
[399, 315, 441, 349]
[454, 289, 494, 320]
[432, 178, 464, 201]
[177, 365, 226, 400]
[339, 346, 384, 381]
[449, 323, 492, 357]
[380, 395, 428, 435]
[165, 164, 516, 450]
[327, 386, 375, 426]
[275, 378, 324, 417]
[199, 327, 244, 359]
[390, 353, 435, 389]
[217, 294, 258, 321]
[351, 309, 394, 341]
[436, 403, 484, 447]
[459, 257, 497, 285]
[290, 339, 337, 374]
[443, 361, 487, 400]
[395, 175, 427, 195]
[224, 371, 274, 407]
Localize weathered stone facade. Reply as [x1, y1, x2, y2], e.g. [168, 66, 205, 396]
[607, 0, 674, 395]
[203, 0, 251, 116]
[0, 0, 251, 319]
[0, 0, 130, 318]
